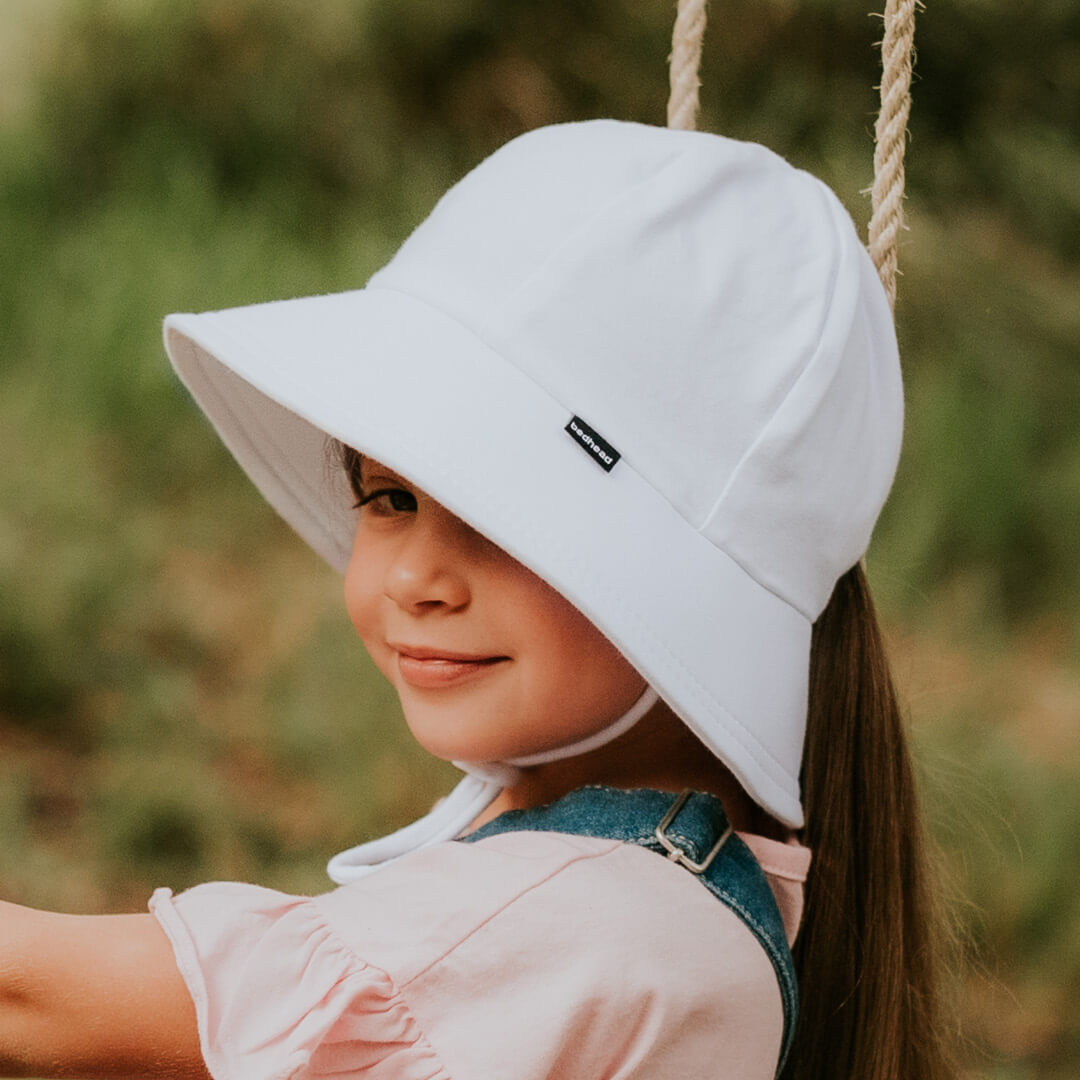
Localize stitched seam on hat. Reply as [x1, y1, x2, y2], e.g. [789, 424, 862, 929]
[367, 146, 704, 460]
[375, 140, 691, 326]
[699, 182, 849, 621]
[367, 147, 694, 434]
[503, 146, 691, 307]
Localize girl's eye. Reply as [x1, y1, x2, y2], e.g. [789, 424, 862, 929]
[355, 487, 418, 515]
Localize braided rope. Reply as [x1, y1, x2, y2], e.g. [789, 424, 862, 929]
[668, 0, 708, 130]
[666, 0, 916, 305]
[869, 0, 918, 309]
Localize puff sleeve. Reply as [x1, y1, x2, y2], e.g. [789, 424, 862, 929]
[150, 884, 450, 1080]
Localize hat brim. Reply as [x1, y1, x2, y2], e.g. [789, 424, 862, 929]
[165, 286, 809, 827]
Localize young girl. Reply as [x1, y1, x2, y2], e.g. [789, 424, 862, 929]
[0, 120, 954, 1080]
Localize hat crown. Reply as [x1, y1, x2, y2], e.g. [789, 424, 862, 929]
[370, 120, 901, 618]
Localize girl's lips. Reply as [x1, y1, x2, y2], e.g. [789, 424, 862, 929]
[394, 649, 509, 689]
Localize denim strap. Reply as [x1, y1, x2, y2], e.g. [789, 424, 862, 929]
[460, 785, 798, 1075]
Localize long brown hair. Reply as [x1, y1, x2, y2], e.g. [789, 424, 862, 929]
[783, 564, 958, 1080]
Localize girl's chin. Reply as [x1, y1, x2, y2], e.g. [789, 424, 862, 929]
[402, 709, 542, 765]
[402, 706, 616, 769]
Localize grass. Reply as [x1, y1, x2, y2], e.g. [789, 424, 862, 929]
[889, 613, 1080, 1077]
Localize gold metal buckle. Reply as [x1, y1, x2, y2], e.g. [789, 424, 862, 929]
[654, 790, 732, 875]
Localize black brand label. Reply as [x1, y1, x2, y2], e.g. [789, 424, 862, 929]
[565, 415, 620, 472]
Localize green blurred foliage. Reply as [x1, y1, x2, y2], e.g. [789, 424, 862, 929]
[1, 1, 1078, 1076]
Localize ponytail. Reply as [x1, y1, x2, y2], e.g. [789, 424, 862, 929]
[782, 565, 958, 1080]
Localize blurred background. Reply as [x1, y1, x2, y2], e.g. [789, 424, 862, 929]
[1, 0, 1077, 1075]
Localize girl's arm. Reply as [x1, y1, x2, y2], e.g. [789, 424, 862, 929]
[0, 900, 208, 1079]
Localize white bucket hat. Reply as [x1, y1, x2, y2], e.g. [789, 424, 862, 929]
[164, 119, 902, 871]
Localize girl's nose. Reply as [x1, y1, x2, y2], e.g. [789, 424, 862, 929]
[382, 508, 472, 615]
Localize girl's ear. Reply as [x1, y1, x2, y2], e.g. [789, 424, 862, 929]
[0, 901, 208, 1079]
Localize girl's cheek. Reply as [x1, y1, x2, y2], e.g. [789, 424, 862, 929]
[343, 560, 377, 637]
[343, 567, 395, 682]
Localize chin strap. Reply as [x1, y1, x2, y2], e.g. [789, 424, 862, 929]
[327, 685, 660, 884]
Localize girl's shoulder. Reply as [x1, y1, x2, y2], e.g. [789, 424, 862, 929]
[152, 826, 809, 1080]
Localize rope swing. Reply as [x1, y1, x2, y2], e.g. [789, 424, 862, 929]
[667, 0, 708, 130]
[666, 0, 918, 308]
[868, 0, 917, 309]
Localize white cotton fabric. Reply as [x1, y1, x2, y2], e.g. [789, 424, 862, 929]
[164, 120, 902, 831]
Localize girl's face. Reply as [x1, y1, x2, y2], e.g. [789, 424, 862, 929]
[343, 455, 647, 764]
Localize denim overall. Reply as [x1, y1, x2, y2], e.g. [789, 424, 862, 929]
[460, 785, 798, 1075]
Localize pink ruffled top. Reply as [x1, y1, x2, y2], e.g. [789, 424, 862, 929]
[151, 829, 810, 1080]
